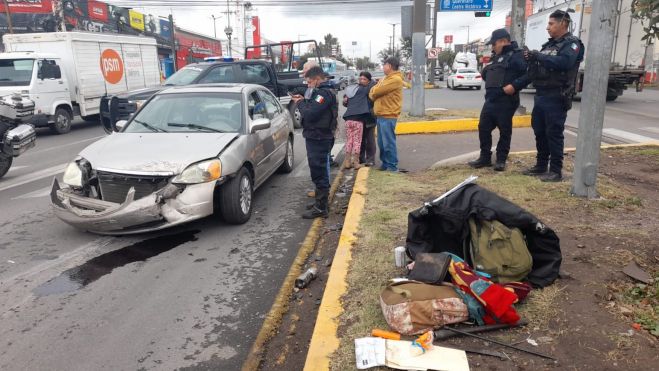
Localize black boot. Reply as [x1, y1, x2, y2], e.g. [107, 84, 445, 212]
[468, 155, 492, 169]
[523, 164, 548, 176]
[540, 171, 562, 182]
[493, 161, 506, 171]
[303, 188, 329, 219]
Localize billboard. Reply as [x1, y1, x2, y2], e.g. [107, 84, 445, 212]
[88, 0, 108, 22]
[0, 0, 53, 13]
[128, 9, 144, 31]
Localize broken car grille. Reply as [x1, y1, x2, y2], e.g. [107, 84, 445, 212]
[97, 171, 171, 204]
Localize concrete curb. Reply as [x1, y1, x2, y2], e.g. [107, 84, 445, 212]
[430, 142, 659, 169]
[396, 115, 531, 135]
[303, 167, 370, 371]
[241, 169, 345, 371]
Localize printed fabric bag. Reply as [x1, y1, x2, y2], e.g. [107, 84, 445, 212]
[379, 280, 469, 335]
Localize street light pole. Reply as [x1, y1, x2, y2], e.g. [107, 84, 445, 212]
[461, 25, 470, 53]
[410, 0, 426, 116]
[211, 15, 220, 39]
[388, 22, 399, 55]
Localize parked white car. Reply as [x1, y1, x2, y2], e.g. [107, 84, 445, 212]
[446, 68, 482, 90]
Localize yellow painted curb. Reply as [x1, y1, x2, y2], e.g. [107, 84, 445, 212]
[303, 167, 370, 371]
[241, 170, 344, 371]
[396, 115, 531, 135]
[508, 141, 659, 156]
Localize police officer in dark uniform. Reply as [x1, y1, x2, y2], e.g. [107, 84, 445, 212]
[523, 9, 585, 182]
[469, 28, 528, 171]
[291, 66, 338, 219]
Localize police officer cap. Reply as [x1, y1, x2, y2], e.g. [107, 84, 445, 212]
[549, 9, 571, 22]
[486, 29, 510, 45]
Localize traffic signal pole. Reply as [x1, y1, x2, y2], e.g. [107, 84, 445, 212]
[571, 0, 618, 198]
[410, 0, 426, 116]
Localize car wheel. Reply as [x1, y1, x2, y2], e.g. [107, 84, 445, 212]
[289, 102, 302, 129]
[50, 107, 72, 135]
[476, 86, 482, 90]
[220, 167, 253, 224]
[450, 81, 455, 90]
[278, 136, 294, 173]
[0, 155, 12, 178]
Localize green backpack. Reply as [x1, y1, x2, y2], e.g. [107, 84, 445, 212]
[467, 218, 533, 283]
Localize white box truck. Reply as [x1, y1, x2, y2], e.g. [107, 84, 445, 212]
[1, 32, 161, 134]
[526, 0, 646, 101]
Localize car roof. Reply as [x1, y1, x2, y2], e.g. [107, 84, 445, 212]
[157, 83, 266, 95]
[184, 60, 269, 69]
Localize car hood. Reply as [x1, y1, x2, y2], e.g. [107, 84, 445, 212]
[80, 132, 239, 174]
[116, 86, 167, 100]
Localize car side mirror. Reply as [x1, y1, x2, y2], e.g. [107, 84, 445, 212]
[250, 118, 271, 133]
[114, 120, 128, 132]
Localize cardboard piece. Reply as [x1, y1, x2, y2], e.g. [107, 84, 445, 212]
[386, 339, 470, 371]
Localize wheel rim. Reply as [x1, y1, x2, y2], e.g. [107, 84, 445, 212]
[286, 140, 294, 167]
[294, 108, 301, 123]
[239, 175, 252, 215]
[56, 113, 69, 130]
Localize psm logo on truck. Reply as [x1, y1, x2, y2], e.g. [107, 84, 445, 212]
[100, 49, 124, 84]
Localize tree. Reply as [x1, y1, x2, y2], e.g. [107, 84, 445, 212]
[336, 55, 353, 68]
[437, 50, 456, 70]
[377, 47, 401, 62]
[318, 33, 340, 57]
[632, 0, 658, 42]
[355, 57, 376, 70]
[399, 37, 412, 64]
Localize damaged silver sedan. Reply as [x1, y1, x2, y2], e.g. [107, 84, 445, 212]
[51, 84, 295, 234]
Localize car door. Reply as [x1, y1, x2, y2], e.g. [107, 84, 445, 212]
[33, 59, 69, 116]
[240, 63, 276, 94]
[258, 89, 288, 174]
[196, 64, 237, 84]
[246, 90, 274, 185]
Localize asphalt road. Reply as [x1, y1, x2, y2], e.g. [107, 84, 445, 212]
[403, 85, 659, 144]
[0, 118, 335, 370]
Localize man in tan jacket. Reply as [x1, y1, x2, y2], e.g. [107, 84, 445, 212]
[369, 57, 404, 171]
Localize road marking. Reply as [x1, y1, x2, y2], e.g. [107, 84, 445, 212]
[0, 163, 66, 193]
[602, 128, 658, 144]
[425, 107, 448, 111]
[21, 135, 104, 157]
[11, 185, 52, 200]
[639, 127, 659, 134]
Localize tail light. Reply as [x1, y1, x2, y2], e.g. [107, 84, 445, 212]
[475, 75, 482, 79]
[456, 75, 464, 79]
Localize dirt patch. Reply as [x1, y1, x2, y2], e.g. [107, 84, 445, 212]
[258, 172, 356, 371]
[330, 146, 659, 370]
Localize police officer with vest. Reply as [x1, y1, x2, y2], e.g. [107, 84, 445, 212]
[469, 29, 528, 171]
[291, 66, 338, 219]
[523, 9, 584, 182]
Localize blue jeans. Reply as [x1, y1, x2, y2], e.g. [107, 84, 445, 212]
[376, 117, 398, 171]
[531, 95, 567, 173]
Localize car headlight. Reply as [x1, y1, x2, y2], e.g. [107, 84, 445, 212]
[172, 159, 222, 184]
[63, 160, 83, 187]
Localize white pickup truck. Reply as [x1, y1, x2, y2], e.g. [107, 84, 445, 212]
[1, 32, 161, 134]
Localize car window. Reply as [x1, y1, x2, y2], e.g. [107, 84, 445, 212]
[124, 92, 243, 133]
[163, 66, 204, 85]
[198, 65, 235, 83]
[248, 92, 267, 120]
[258, 90, 281, 119]
[241, 64, 270, 84]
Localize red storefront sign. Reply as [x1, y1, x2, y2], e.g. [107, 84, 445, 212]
[0, 0, 53, 14]
[175, 31, 222, 68]
[88, 1, 108, 22]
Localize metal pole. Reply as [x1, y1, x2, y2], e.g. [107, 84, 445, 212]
[212, 15, 218, 39]
[410, 0, 426, 116]
[169, 14, 177, 71]
[623, 7, 633, 67]
[571, 0, 618, 198]
[2, 0, 13, 34]
[429, 0, 439, 83]
[510, 0, 526, 47]
[612, 0, 622, 64]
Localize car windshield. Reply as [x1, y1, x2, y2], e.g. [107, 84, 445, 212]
[458, 69, 478, 74]
[0, 59, 34, 86]
[163, 66, 205, 85]
[124, 92, 243, 133]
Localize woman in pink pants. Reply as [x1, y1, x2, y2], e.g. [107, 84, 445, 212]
[342, 72, 375, 169]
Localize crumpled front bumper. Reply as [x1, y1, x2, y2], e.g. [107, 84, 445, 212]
[50, 179, 216, 235]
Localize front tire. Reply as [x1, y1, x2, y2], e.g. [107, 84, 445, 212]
[278, 136, 294, 173]
[50, 107, 72, 135]
[289, 102, 302, 129]
[220, 167, 253, 224]
[0, 155, 12, 178]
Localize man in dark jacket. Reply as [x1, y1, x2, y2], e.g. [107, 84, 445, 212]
[468, 29, 528, 171]
[523, 10, 584, 182]
[292, 66, 338, 219]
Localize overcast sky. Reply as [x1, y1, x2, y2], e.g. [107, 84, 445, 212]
[133, 0, 514, 60]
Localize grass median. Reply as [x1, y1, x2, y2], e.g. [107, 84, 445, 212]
[329, 146, 659, 370]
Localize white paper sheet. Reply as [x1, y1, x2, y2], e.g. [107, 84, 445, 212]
[354, 337, 386, 369]
[385, 340, 470, 371]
